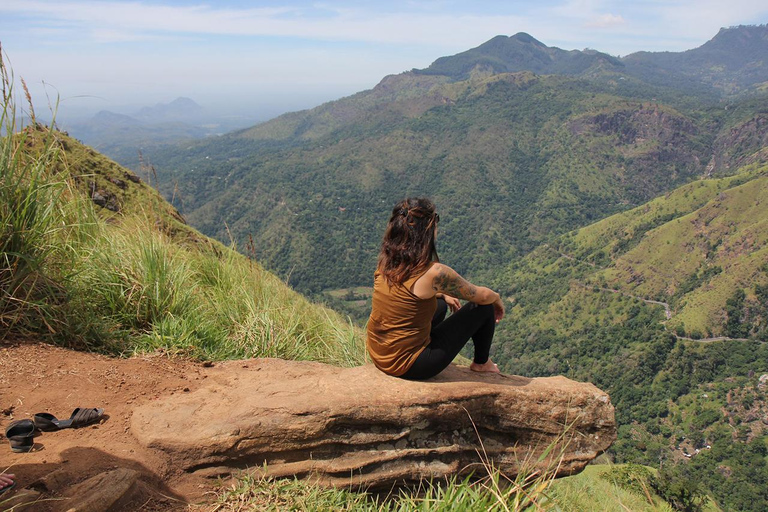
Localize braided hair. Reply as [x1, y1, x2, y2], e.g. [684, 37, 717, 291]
[377, 197, 440, 286]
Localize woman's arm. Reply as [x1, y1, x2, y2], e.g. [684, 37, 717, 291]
[436, 292, 461, 313]
[430, 264, 504, 322]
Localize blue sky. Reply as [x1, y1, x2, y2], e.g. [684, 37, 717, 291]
[1, 0, 767, 120]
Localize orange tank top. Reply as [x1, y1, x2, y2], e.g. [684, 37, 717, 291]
[366, 263, 437, 376]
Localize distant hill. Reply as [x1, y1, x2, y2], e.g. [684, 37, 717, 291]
[135, 97, 206, 123]
[63, 97, 260, 168]
[89, 110, 142, 127]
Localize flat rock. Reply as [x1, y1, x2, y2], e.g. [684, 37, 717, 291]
[132, 359, 615, 489]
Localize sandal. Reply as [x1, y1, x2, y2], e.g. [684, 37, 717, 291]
[5, 419, 36, 453]
[34, 408, 104, 431]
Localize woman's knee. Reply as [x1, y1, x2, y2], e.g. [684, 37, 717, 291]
[474, 303, 495, 320]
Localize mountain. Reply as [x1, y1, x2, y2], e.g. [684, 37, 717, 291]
[155, 75, 720, 291]
[416, 32, 624, 79]
[417, 26, 768, 95]
[623, 24, 768, 94]
[134, 96, 206, 122]
[149, 29, 768, 295]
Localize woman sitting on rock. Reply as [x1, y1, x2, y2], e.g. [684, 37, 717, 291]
[367, 197, 505, 380]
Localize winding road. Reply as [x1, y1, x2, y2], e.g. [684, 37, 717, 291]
[547, 245, 753, 343]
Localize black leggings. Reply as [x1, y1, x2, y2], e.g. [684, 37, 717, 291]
[401, 298, 496, 380]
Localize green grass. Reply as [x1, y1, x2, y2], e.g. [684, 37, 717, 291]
[52, 194, 367, 365]
[548, 464, 672, 512]
[0, 54, 71, 338]
[547, 463, 723, 512]
[211, 457, 563, 511]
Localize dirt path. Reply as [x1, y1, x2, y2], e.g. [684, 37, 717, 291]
[0, 339, 225, 511]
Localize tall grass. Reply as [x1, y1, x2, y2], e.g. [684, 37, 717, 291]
[0, 51, 364, 366]
[66, 214, 365, 364]
[0, 50, 70, 338]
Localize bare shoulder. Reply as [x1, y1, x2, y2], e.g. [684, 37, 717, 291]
[428, 262, 451, 276]
[429, 262, 458, 278]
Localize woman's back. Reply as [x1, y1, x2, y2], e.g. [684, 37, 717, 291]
[367, 263, 437, 376]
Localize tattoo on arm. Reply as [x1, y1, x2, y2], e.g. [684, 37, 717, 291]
[432, 266, 477, 301]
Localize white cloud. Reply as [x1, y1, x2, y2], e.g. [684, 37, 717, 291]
[0, 1, 528, 47]
[586, 13, 626, 28]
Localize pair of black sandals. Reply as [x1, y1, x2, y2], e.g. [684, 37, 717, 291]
[5, 408, 105, 452]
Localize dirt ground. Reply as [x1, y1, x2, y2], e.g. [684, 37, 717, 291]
[0, 339, 228, 511]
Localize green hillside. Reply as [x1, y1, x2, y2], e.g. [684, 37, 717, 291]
[510, 163, 768, 339]
[492, 162, 768, 511]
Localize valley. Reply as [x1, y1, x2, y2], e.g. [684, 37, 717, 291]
[138, 25, 768, 511]
[4, 22, 768, 511]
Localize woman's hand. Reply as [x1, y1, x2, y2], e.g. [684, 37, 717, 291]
[492, 297, 505, 323]
[444, 295, 461, 313]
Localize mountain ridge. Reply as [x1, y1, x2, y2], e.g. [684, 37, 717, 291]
[224, 25, 767, 147]
[415, 32, 624, 80]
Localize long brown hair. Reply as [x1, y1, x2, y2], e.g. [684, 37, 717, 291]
[377, 197, 439, 286]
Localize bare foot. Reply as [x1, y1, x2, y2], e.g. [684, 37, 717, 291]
[470, 360, 500, 373]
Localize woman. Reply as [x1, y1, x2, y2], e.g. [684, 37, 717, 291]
[366, 197, 505, 380]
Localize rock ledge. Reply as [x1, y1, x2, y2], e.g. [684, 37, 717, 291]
[132, 360, 615, 489]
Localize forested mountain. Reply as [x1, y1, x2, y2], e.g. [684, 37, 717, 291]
[141, 25, 768, 510]
[150, 27, 768, 297]
[154, 76, 713, 292]
[416, 32, 623, 79]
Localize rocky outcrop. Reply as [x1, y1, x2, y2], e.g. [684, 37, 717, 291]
[132, 359, 615, 489]
[711, 114, 768, 172]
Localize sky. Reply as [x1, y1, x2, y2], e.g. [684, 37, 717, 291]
[1, 0, 767, 121]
